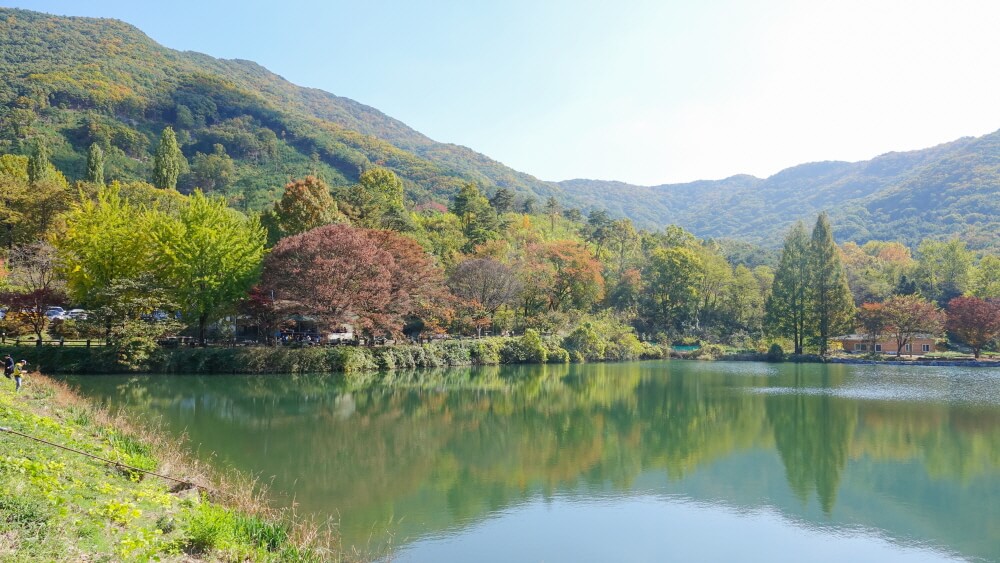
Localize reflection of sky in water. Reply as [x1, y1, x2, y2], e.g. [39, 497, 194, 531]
[394, 495, 964, 563]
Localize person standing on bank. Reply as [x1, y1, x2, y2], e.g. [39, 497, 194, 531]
[12, 360, 26, 391]
[3, 354, 13, 380]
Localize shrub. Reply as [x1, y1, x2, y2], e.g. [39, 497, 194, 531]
[562, 323, 606, 361]
[469, 339, 501, 365]
[500, 329, 548, 363]
[544, 341, 570, 363]
[766, 343, 785, 362]
[691, 343, 726, 360]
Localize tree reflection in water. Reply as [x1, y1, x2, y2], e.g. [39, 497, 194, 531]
[70, 361, 1000, 560]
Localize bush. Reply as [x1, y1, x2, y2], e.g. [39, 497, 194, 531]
[690, 344, 727, 360]
[500, 330, 548, 363]
[766, 343, 785, 362]
[560, 314, 649, 362]
[469, 339, 501, 365]
[544, 341, 570, 363]
[562, 323, 606, 361]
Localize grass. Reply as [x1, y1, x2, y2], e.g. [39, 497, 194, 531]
[0, 371, 344, 561]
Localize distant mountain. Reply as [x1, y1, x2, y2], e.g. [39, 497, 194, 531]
[1, 7, 998, 248]
[561, 133, 1000, 248]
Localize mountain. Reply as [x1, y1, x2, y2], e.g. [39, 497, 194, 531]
[0, 7, 561, 209]
[1, 7, 999, 248]
[560, 132, 1000, 248]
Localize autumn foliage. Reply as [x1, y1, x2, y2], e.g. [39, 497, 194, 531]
[260, 224, 446, 337]
[946, 297, 1000, 358]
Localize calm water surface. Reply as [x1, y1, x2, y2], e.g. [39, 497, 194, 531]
[67, 361, 1000, 562]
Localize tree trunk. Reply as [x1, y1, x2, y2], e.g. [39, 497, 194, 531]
[199, 314, 208, 347]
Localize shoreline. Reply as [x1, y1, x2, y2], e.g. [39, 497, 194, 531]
[1, 341, 994, 380]
[0, 371, 338, 560]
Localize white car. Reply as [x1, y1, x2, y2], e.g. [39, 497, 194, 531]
[45, 307, 67, 320]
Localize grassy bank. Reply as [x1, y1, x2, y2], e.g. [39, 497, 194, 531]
[0, 333, 667, 379]
[0, 372, 336, 561]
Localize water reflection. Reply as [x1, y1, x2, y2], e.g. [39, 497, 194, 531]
[68, 361, 1000, 561]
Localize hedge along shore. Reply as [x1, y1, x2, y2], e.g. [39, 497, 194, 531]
[0, 334, 669, 382]
[0, 371, 345, 562]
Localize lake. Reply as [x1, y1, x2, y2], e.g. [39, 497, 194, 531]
[67, 361, 1000, 562]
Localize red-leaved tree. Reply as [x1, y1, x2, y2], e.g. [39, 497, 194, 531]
[946, 296, 1000, 359]
[856, 302, 889, 351]
[882, 294, 945, 357]
[259, 224, 446, 338]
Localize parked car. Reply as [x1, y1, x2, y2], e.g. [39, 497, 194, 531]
[45, 306, 67, 320]
[67, 309, 89, 321]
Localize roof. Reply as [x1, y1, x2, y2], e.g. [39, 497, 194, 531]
[835, 334, 939, 341]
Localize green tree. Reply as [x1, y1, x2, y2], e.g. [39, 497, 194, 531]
[27, 139, 52, 184]
[766, 222, 811, 354]
[913, 239, 973, 305]
[489, 187, 514, 215]
[968, 255, 1000, 299]
[341, 167, 405, 229]
[724, 264, 765, 334]
[54, 185, 155, 335]
[149, 191, 266, 345]
[86, 142, 105, 185]
[450, 183, 499, 250]
[606, 218, 639, 275]
[0, 155, 29, 249]
[412, 210, 466, 268]
[641, 245, 703, 333]
[189, 143, 234, 192]
[807, 213, 855, 356]
[152, 126, 186, 190]
[266, 175, 343, 242]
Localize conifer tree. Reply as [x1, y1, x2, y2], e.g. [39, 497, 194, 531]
[765, 222, 811, 354]
[152, 126, 185, 190]
[27, 140, 51, 184]
[86, 143, 105, 185]
[489, 187, 514, 215]
[807, 213, 855, 355]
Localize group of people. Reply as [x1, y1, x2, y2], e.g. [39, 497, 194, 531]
[4, 354, 27, 391]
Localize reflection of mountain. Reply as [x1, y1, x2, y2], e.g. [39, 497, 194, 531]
[68, 362, 1000, 560]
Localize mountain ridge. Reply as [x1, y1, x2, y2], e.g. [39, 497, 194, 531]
[1, 7, 998, 248]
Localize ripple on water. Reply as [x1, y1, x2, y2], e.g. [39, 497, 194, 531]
[748, 365, 1000, 406]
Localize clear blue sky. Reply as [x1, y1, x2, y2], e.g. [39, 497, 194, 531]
[9, 0, 1000, 185]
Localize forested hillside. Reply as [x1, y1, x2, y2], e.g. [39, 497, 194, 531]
[1, 7, 1000, 249]
[561, 132, 1000, 248]
[0, 7, 559, 211]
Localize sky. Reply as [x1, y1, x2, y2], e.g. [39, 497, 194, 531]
[9, 0, 1000, 185]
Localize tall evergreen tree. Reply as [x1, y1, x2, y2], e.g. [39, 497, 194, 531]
[765, 222, 811, 354]
[807, 213, 855, 356]
[86, 143, 105, 185]
[489, 187, 514, 215]
[27, 140, 51, 184]
[152, 126, 185, 190]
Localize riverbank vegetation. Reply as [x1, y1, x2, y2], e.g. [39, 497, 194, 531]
[0, 372, 335, 561]
[1, 136, 999, 371]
